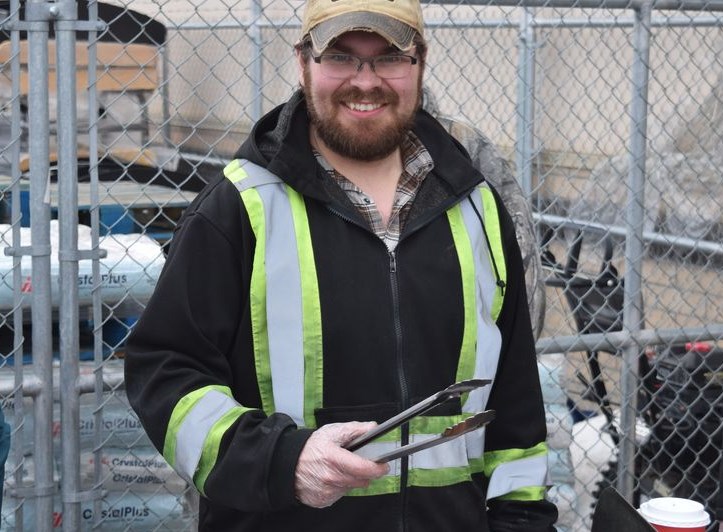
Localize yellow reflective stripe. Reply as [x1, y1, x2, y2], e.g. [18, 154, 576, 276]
[469, 455, 485, 474]
[346, 474, 547, 498]
[483, 442, 548, 501]
[483, 441, 548, 476]
[163, 384, 233, 468]
[446, 205, 478, 387]
[223, 158, 244, 182]
[239, 185, 275, 416]
[480, 186, 506, 321]
[368, 426, 401, 443]
[194, 406, 247, 496]
[347, 475, 401, 496]
[494, 485, 547, 501]
[286, 185, 323, 428]
[408, 465, 471, 488]
[409, 413, 471, 434]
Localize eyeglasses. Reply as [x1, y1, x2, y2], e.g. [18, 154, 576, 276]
[312, 53, 418, 80]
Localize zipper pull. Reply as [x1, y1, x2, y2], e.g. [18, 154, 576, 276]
[389, 251, 397, 273]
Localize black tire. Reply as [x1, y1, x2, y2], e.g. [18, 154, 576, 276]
[590, 454, 667, 516]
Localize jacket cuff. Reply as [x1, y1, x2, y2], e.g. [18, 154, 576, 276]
[268, 427, 314, 509]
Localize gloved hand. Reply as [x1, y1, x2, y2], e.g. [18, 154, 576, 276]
[294, 421, 390, 508]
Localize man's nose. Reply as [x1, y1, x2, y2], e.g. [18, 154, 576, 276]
[349, 61, 383, 89]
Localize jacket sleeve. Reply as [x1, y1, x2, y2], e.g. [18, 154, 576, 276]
[123, 181, 312, 512]
[483, 187, 559, 531]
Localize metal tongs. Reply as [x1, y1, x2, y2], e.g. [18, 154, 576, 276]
[344, 379, 495, 463]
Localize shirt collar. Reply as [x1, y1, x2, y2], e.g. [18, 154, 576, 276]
[314, 131, 434, 184]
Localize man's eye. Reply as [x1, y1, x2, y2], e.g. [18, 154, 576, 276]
[376, 55, 403, 65]
[325, 54, 354, 64]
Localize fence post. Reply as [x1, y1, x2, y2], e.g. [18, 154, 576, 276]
[7, 0, 29, 528]
[84, 1, 106, 526]
[54, 0, 83, 529]
[24, 1, 55, 529]
[515, 7, 536, 197]
[618, 0, 652, 503]
[250, 0, 264, 122]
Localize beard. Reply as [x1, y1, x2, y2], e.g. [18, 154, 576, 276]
[304, 70, 420, 161]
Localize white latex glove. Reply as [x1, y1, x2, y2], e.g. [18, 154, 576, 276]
[294, 421, 390, 508]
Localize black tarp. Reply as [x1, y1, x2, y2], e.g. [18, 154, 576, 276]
[0, 1, 166, 45]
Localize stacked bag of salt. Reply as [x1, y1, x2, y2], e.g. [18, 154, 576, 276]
[538, 353, 576, 531]
[2, 360, 196, 530]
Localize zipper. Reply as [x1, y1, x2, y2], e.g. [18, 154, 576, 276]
[326, 204, 410, 531]
[389, 249, 410, 532]
[325, 204, 367, 230]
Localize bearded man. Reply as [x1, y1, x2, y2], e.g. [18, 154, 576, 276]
[124, 0, 559, 530]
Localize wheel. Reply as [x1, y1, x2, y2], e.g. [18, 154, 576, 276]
[590, 454, 668, 515]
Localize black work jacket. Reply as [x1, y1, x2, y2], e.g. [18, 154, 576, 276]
[124, 91, 558, 532]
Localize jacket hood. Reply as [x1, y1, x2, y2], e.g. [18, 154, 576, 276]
[234, 89, 486, 202]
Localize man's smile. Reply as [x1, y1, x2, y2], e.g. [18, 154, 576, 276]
[345, 101, 385, 112]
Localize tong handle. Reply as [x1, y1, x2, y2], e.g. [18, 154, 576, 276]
[344, 379, 491, 453]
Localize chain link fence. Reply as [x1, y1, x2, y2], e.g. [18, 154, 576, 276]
[0, 0, 721, 530]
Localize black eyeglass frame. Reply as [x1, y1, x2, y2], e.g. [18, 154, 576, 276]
[311, 53, 419, 79]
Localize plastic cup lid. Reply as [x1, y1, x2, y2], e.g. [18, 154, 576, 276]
[638, 498, 711, 528]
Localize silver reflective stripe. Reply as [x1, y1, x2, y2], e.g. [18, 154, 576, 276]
[238, 161, 307, 427]
[486, 453, 549, 499]
[259, 185, 305, 427]
[174, 390, 240, 483]
[355, 434, 471, 471]
[463, 428, 485, 462]
[409, 433, 469, 469]
[235, 160, 283, 191]
[458, 188, 502, 418]
[354, 442, 402, 477]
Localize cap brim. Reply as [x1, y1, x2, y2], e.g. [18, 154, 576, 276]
[309, 12, 416, 54]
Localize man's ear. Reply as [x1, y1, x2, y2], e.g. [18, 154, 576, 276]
[295, 47, 306, 88]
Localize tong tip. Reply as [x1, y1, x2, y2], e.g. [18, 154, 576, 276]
[442, 410, 496, 437]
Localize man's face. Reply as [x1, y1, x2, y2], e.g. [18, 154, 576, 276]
[298, 30, 423, 161]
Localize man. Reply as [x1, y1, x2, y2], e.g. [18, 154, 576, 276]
[124, 0, 558, 530]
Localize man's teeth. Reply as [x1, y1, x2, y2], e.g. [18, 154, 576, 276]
[347, 102, 382, 112]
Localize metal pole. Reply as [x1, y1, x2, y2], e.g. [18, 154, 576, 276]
[55, 0, 82, 529]
[174, 13, 723, 31]
[250, 0, 263, 121]
[534, 212, 723, 256]
[161, 42, 172, 146]
[618, 0, 652, 502]
[515, 8, 536, 196]
[535, 324, 723, 354]
[86, 0, 107, 525]
[24, 1, 55, 529]
[8, 0, 28, 527]
[435, 0, 723, 11]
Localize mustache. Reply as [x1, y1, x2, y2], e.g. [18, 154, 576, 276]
[333, 87, 399, 106]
